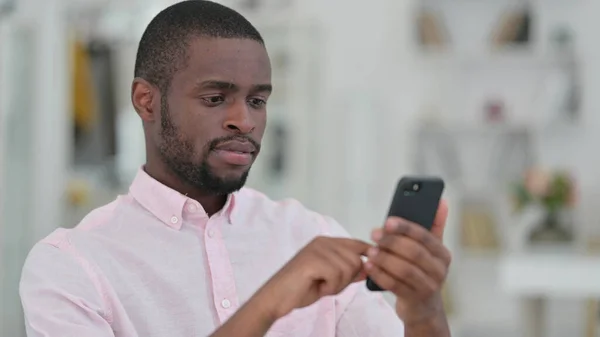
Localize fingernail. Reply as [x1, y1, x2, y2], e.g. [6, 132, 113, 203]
[364, 261, 373, 270]
[367, 247, 378, 257]
[371, 229, 383, 242]
[385, 220, 399, 231]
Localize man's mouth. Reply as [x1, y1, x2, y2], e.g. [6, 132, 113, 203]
[211, 141, 256, 166]
[214, 141, 256, 154]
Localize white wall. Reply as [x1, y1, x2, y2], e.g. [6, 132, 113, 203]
[2, 0, 599, 336]
[0, 0, 70, 336]
[293, 1, 600, 335]
[294, 0, 421, 241]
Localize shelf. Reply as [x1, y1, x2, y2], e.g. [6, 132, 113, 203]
[416, 49, 575, 71]
[418, 121, 582, 137]
[500, 253, 600, 297]
[418, 122, 531, 136]
[421, 0, 582, 4]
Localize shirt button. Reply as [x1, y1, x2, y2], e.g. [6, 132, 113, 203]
[170, 216, 179, 224]
[221, 299, 231, 309]
[187, 203, 198, 212]
[207, 229, 215, 238]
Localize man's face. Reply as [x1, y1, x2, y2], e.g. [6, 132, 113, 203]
[157, 37, 271, 195]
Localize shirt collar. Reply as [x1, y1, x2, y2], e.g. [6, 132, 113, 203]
[129, 168, 237, 230]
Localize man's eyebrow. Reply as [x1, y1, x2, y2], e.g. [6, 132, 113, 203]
[195, 81, 272, 94]
[196, 80, 238, 91]
[252, 84, 272, 93]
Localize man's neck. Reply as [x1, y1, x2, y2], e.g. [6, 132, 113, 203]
[143, 163, 227, 217]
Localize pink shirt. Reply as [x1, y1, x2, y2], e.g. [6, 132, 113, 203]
[20, 169, 404, 337]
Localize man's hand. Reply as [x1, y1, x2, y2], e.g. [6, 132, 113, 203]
[211, 236, 371, 337]
[259, 236, 372, 319]
[365, 199, 452, 328]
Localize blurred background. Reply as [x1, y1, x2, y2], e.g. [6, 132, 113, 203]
[1, 0, 600, 336]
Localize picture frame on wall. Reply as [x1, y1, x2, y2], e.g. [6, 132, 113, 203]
[490, 4, 532, 48]
[415, 7, 450, 50]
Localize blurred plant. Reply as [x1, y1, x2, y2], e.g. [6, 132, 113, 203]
[512, 168, 577, 213]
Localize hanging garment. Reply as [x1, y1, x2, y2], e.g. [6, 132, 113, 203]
[71, 38, 97, 136]
[88, 40, 118, 158]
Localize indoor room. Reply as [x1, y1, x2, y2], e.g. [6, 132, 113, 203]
[1, 0, 600, 336]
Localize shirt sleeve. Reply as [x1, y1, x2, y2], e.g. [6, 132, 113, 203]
[20, 240, 114, 337]
[321, 216, 405, 337]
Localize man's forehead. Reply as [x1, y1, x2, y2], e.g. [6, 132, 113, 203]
[186, 36, 267, 56]
[186, 37, 269, 65]
[172, 37, 271, 87]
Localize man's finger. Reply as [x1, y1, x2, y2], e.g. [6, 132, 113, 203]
[331, 241, 368, 282]
[380, 219, 451, 264]
[367, 248, 437, 297]
[431, 199, 449, 240]
[315, 250, 355, 296]
[335, 238, 373, 254]
[364, 261, 412, 296]
[375, 235, 447, 283]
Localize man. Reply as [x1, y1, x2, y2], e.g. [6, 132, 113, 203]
[20, 1, 452, 336]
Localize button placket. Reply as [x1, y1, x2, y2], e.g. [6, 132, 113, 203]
[203, 217, 240, 322]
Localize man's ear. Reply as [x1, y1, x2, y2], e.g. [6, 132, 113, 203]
[131, 78, 159, 123]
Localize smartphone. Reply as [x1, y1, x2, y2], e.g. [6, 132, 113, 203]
[366, 176, 445, 291]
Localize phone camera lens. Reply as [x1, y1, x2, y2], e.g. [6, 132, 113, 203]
[412, 183, 420, 191]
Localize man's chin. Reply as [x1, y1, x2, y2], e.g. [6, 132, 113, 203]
[206, 158, 252, 176]
[218, 173, 249, 187]
[204, 169, 250, 194]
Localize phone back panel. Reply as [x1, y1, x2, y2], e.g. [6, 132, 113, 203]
[387, 176, 445, 230]
[366, 176, 445, 291]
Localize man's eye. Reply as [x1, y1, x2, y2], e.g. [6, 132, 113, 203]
[202, 96, 225, 105]
[248, 98, 266, 108]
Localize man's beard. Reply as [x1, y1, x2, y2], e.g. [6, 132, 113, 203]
[157, 98, 255, 195]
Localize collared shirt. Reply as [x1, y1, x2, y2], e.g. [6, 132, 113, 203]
[20, 169, 404, 337]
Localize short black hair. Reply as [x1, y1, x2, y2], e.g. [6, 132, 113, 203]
[134, 0, 264, 92]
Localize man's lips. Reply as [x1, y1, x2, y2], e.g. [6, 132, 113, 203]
[214, 141, 256, 154]
[212, 141, 256, 166]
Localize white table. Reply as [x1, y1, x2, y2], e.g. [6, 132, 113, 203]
[500, 253, 600, 337]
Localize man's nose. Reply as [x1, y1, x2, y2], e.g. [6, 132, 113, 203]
[223, 101, 255, 134]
